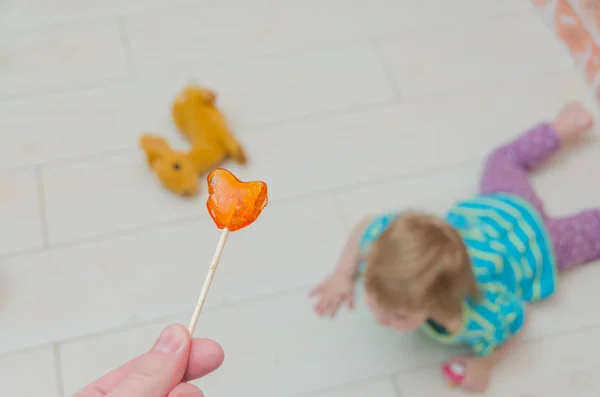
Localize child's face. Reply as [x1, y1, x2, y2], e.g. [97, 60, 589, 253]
[366, 293, 428, 331]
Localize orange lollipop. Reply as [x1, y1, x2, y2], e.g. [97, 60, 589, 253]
[188, 168, 268, 334]
[206, 168, 268, 231]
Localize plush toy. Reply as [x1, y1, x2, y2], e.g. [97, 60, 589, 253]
[140, 84, 247, 196]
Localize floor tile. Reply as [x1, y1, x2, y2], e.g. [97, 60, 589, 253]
[0, 347, 59, 397]
[0, 195, 345, 354]
[310, 379, 398, 397]
[198, 45, 396, 126]
[0, 168, 43, 255]
[0, 22, 129, 99]
[0, 44, 393, 170]
[394, 326, 600, 396]
[378, 14, 573, 98]
[60, 289, 457, 397]
[124, 0, 529, 74]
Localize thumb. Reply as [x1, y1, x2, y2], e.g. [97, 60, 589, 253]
[107, 324, 191, 397]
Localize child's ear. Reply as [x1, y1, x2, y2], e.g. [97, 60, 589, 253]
[139, 135, 171, 166]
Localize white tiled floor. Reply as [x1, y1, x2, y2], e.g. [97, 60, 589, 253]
[2, 1, 600, 396]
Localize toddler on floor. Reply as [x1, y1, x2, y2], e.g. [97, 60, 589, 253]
[310, 102, 598, 392]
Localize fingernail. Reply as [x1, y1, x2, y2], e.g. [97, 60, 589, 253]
[152, 324, 186, 353]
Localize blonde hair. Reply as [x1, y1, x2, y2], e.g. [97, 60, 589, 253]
[364, 211, 479, 319]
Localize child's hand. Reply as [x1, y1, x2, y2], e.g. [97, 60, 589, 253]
[448, 356, 492, 393]
[310, 273, 355, 317]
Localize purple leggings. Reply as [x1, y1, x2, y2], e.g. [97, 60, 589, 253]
[480, 123, 600, 271]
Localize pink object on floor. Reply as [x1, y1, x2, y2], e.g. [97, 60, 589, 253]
[442, 362, 466, 385]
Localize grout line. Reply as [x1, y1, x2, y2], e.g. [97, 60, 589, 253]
[117, 17, 136, 77]
[372, 10, 535, 43]
[1, 0, 291, 35]
[0, 3, 529, 37]
[330, 193, 352, 233]
[0, 99, 398, 176]
[390, 375, 403, 397]
[0, 9, 535, 105]
[0, 75, 134, 104]
[370, 37, 403, 101]
[1, 65, 592, 175]
[35, 99, 399, 171]
[54, 343, 66, 397]
[40, 147, 135, 170]
[0, 284, 311, 360]
[0, 213, 207, 260]
[0, 342, 55, 360]
[0, 39, 371, 105]
[239, 98, 398, 136]
[0, 65, 582, 174]
[0, 16, 118, 36]
[35, 166, 50, 248]
[395, 69, 577, 105]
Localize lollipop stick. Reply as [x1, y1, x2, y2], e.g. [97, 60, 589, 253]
[188, 227, 230, 335]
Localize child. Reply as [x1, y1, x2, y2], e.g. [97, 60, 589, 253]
[310, 102, 598, 393]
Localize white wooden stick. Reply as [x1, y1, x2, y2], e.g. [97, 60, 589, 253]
[188, 227, 230, 335]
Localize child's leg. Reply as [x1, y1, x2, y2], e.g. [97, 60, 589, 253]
[480, 102, 596, 270]
[480, 102, 594, 216]
[547, 212, 600, 271]
[479, 122, 560, 216]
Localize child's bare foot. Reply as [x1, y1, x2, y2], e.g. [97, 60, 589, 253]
[552, 101, 594, 143]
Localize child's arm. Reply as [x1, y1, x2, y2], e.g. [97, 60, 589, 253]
[310, 217, 372, 317]
[333, 217, 373, 280]
[478, 316, 526, 369]
[453, 306, 528, 393]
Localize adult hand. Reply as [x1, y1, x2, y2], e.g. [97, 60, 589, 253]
[75, 323, 224, 397]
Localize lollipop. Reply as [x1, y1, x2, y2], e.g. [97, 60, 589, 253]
[188, 168, 268, 334]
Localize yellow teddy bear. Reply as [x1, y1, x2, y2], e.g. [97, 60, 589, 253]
[140, 84, 247, 196]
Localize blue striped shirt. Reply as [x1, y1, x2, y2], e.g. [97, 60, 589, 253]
[359, 193, 557, 356]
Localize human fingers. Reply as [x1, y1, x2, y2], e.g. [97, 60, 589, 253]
[105, 324, 191, 397]
[78, 337, 222, 397]
[345, 293, 354, 310]
[183, 338, 224, 381]
[167, 382, 204, 397]
[315, 294, 330, 316]
[315, 302, 328, 316]
[309, 283, 324, 297]
[324, 296, 341, 318]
